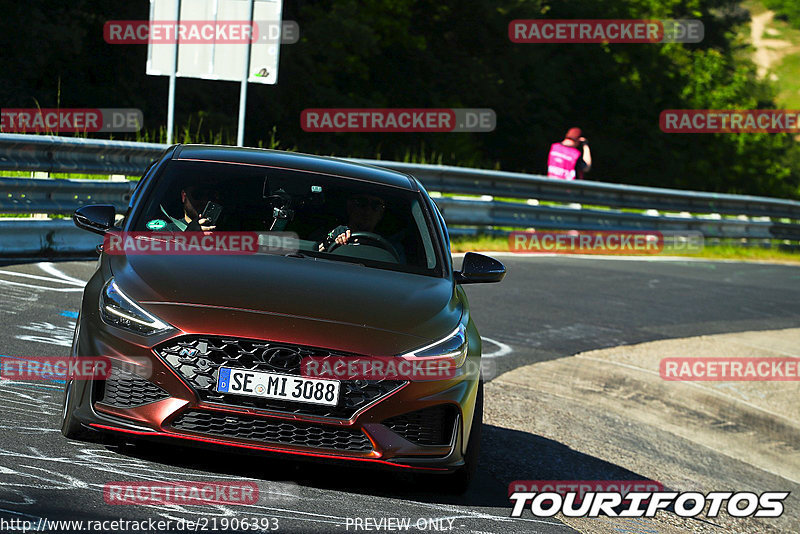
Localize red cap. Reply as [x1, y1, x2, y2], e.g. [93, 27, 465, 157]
[565, 127, 582, 141]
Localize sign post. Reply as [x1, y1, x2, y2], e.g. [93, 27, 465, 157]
[147, 0, 284, 146]
[166, 0, 181, 144]
[237, 0, 256, 146]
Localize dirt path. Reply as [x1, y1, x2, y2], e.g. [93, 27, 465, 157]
[751, 10, 793, 78]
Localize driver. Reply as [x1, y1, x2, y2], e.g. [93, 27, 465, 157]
[318, 194, 386, 251]
[161, 184, 219, 232]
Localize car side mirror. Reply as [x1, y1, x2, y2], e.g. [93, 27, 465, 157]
[455, 252, 506, 284]
[73, 205, 116, 235]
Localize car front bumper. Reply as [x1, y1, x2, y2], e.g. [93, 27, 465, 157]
[66, 285, 481, 473]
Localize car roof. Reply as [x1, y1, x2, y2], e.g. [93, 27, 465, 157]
[172, 145, 418, 191]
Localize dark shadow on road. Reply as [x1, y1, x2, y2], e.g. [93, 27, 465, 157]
[104, 422, 663, 511]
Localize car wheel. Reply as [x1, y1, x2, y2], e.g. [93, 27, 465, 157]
[420, 378, 483, 494]
[449, 378, 483, 493]
[61, 379, 88, 440]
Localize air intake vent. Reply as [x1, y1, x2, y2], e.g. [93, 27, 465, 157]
[171, 410, 373, 452]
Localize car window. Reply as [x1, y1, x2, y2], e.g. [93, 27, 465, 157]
[132, 160, 442, 276]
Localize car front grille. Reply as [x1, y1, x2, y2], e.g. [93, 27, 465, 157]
[155, 336, 405, 419]
[97, 364, 170, 408]
[383, 405, 457, 446]
[170, 410, 373, 452]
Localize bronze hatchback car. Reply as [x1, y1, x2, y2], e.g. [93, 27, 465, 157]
[62, 145, 505, 491]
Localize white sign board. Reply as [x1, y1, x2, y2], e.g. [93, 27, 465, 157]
[147, 0, 283, 84]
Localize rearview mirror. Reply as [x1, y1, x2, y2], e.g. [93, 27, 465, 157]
[73, 205, 116, 235]
[455, 252, 506, 284]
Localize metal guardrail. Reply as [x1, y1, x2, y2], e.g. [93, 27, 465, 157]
[1, 134, 799, 257]
[0, 219, 101, 258]
[351, 160, 800, 220]
[0, 133, 164, 175]
[433, 198, 779, 239]
[0, 176, 135, 214]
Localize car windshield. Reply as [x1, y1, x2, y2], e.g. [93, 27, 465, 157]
[132, 159, 442, 276]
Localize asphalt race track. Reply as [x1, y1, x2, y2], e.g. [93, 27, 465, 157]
[0, 255, 798, 533]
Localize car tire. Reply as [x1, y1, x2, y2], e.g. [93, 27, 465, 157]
[61, 379, 89, 440]
[420, 378, 483, 494]
[449, 378, 483, 493]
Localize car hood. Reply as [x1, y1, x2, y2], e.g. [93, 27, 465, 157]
[108, 253, 460, 354]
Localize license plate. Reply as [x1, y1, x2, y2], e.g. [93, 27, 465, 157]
[216, 367, 340, 406]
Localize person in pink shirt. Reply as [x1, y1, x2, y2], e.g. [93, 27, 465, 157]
[547, 127, 592, 180]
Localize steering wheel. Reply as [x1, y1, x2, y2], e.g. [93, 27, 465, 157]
[328, 231, 401, 262]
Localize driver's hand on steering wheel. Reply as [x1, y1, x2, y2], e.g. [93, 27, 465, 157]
[319, 225, 351, 251]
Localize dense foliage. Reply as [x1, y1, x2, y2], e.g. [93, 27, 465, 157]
[764, 0, 800, 29]
[1, 0, 798, 197]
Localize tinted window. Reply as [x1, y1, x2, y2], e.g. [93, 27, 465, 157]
[132, 160, 442, 276]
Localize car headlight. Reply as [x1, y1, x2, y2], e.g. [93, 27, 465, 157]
[401, 324, 469, 367]
[99, 278, 171, 336]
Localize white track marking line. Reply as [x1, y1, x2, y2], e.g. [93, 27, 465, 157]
[0, 435, 568, 528]
[0, 426, 60, 432]
[482, 337, 513, 358]
[406, 503, 566, 526]
[0, 270, 84, 286]
[0, 439, 565, 528]
[0, 507, 42, 520]
[0, 280, 83, 293]
[37, 262, 89, 285]
[0, 380, 62, 390]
